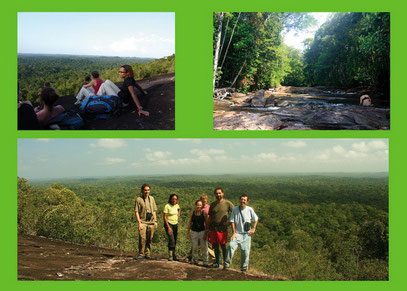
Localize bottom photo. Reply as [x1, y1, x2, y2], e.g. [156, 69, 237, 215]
[17, 138, 388, 281]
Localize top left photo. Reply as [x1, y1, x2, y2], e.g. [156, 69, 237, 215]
[17, 12, 175, 130]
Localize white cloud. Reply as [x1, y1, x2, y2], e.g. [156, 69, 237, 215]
[92, 34, 174, 56]
[316, 152, 330, 160]
[369, 140, 388, 150]
[282, 141, 307, 148]
[190, 149, 225, 156]
[176, 139, 202, 144]
[351, 142, 369, 152]
[332, 145, 346, 154]
[214, 155, 229, 161]
[352, 140, 388, 152]
[256, 153, 278, 160]
[344, 150, 368, 159]
[146, 151, 171, 161]
[105, 157, 125, 165]
[36, 139, 52, 142]
[131, 162, 141, 167]
[90, 139, 127, 149]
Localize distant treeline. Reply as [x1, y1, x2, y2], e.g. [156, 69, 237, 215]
[214, 12, 389, 93]
[19, 175, 388, 280]
[18, 54, 175, 102]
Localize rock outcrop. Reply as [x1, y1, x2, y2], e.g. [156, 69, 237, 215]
[18, 235, 286, 281]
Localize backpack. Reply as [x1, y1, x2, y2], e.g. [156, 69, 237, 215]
[46, 111, 84, 130]
[79, 95, 122, 119]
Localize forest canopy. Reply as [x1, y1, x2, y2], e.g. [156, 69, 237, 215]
[213, 12, 390, 94]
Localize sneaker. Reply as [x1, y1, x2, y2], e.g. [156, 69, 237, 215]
[212, 263, 220, 268]
[241, 269, 247, 272]
[223, 264, 229, 270]
[145, 254, 152, 260]
[122, 102, 129, 108]
[74, 100, 82, 106]
[136, 255, 145, 259]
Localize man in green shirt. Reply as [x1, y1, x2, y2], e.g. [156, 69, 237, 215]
[134, 184, 158, 259]
[208, 187, 234, 268]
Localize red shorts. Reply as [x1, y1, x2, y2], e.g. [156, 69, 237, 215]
[208, 231, 228, 245]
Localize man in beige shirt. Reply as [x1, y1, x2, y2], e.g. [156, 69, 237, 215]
[134, 184, 158, 259]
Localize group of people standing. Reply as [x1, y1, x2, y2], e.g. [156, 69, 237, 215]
[134, 184, 258, 272]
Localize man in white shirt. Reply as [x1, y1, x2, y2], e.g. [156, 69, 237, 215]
[224, 194, 258, 272]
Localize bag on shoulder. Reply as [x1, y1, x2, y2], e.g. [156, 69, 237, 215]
[46, 111, 84, 130]
[79, 95, 122, 119]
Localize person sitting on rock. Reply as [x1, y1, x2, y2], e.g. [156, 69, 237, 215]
[96, 65, 149, 116]
[35, 87, 65, 127]
[360, 94, 373, 106]
[74, 71, 103, 105]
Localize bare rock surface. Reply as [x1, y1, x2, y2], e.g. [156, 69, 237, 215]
[18, 235, 286, 281]
[213, 88, 389, 130]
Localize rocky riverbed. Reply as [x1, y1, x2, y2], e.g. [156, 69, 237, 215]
[213, 87, 389, 130]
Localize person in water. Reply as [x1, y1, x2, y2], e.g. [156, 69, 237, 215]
[96, 65, 149, 116]
[75, 71, 103, 105]
[360, 94, 373, 106]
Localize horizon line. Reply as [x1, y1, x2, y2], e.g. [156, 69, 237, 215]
[22, 171, 389, 182]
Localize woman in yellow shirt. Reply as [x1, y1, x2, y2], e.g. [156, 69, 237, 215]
[163, 194, 181, 261]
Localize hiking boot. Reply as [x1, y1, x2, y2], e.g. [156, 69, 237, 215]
[212, 263, 220, 268]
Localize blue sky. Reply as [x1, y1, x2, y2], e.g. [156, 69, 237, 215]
[284, 12, 332, 51]
[18, 12, 175, 58]
[18, 139, 388, 180]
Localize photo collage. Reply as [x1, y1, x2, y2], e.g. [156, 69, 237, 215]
[14, 10, 392, 284]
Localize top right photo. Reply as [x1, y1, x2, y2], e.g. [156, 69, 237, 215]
[213, 12, 390, 130]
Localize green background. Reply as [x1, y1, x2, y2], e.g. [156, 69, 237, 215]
[3, 0, 404, 288]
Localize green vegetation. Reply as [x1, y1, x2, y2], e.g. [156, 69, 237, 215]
[214, 12, 390, 94]
[304, 13, 390, 92]
[18, 54, 175, 102]
[19, 174, 388, 280]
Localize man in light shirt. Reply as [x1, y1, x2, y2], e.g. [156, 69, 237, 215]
[224, 194, 258, 272]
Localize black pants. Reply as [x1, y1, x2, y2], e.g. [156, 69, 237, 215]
[164, 223, 178, 251]
[121, 88, 149, 109]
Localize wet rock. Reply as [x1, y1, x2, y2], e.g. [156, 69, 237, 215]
[265, 97, 276, 107]
[250, 90, 266, 107]
[214, 111, 283, 130]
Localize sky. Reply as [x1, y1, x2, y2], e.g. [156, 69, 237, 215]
[18, 139, 388, 180]
[18, 12, 175, 58]
[283, 12, 332, 51]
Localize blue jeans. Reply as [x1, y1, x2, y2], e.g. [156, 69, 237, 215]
[225, 233, 251, 271]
